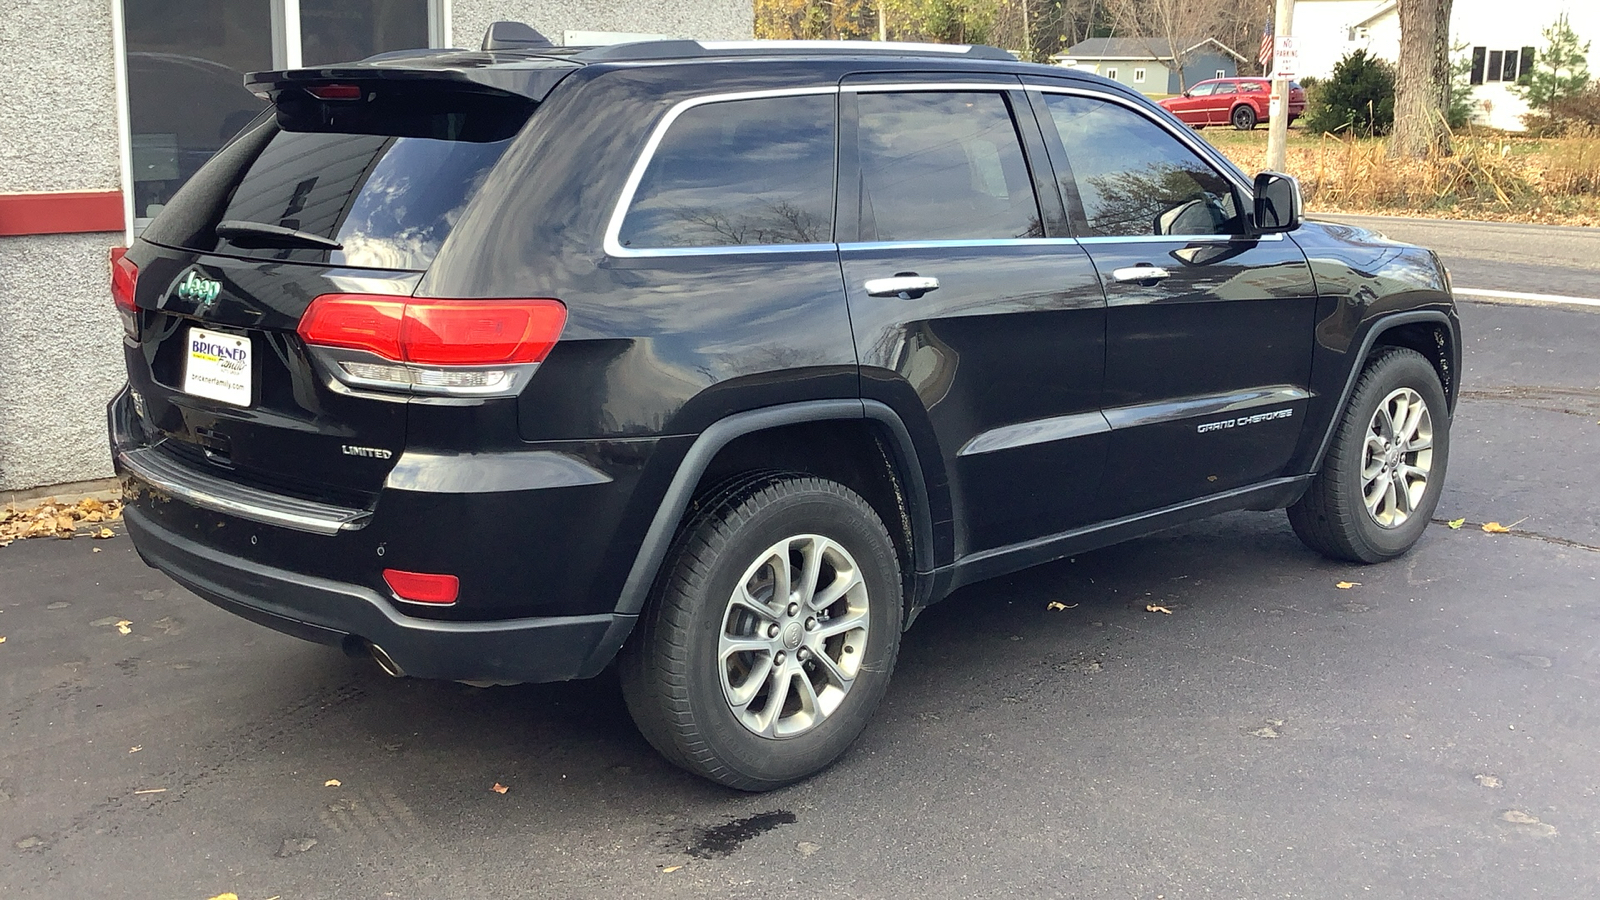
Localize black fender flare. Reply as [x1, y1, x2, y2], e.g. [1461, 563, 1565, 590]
[609, 398, 940, 622]
[1307, 309, 1456, 474]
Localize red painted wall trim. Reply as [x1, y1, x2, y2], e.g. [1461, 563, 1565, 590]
[0, 190, 125, 237]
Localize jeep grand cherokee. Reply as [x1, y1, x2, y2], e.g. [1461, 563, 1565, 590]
[109, 25, 1459, 790]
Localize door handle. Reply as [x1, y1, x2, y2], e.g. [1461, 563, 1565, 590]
[865, 275, 940, 299]
[1110, 265, 1172, 284]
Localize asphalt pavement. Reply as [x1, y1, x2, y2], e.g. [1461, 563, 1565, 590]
[3, 222, 1598, 899]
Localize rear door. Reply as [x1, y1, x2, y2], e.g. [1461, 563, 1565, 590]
[1028, 86, 1317, 519]
[124, 81, 534, 504]
[838, 78, 1109, 556]
[1208, 81, 1240, 125]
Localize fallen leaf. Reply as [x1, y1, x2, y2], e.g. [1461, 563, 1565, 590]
[92, 528, 114, 539]
[133, 788, 166, 795]
[1145, 604, 1173, 615]
[490, 782, 509, 794]
[1447, 518, 1465, 529]
[115, 620, 132, 635]
[0, 636, 6, 644]
[206, 894, 239, 900]
[662, 865, 683, 873]
[129, 746, 141, 753]
[1482, 521, 1511, 534]
[1046, 601, 1079, 611]
[323, 779, 341, 787]
[1475, 773, 1503, 788]
[1336, 581, 1360, 589]
[92, 548, 102, 553]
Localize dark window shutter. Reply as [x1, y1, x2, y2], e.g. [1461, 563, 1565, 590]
[1500, 50, 1517, 81]
[1520, 46, 1536, 80]
[1470, 46, 1486, 85]
[1488, 50, 1503, 81]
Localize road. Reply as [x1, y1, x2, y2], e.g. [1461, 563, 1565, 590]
[3, 220, 1598, 899]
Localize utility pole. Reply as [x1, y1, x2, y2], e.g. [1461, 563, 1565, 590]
[1265, 0, 1295, 172]
[879, 0, 888, 42]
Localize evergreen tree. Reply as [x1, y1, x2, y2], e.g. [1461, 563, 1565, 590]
[1514, 14, 1591, 121]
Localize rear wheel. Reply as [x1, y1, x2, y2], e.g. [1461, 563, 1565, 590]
[620, 474, 902, 791]
[1232, 105, 1258, 130]
[1289, 347, 1450, 563]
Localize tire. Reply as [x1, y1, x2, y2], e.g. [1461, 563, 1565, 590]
[1232, 105, 1258, 130]
[620, 474, 902, 791]
[1289, 347, 1451, 563]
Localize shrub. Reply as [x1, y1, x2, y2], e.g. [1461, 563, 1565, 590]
[1305, 50, 1396, 137]
[1515, 14, 1591, 132]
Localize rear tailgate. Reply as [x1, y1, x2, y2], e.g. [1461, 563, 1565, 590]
[121, 69, 552, 507]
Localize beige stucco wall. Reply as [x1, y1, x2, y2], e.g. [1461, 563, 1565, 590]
[0, 0, 126, 492]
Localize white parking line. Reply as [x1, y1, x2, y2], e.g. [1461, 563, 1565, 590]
[1455, 287, 1600, 308]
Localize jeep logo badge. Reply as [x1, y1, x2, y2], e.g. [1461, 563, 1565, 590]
[175, 270, 222, 307]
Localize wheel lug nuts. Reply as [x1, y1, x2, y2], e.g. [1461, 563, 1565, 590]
[797, 647, 810, 661]
[767, 624, 780, 638]
[787, 602, 800, 617]
[805, 617, 816, 631]
[774, 651, 786, 664]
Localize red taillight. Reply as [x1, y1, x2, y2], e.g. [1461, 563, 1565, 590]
[383, 569, 459, 604]
[296, 295, 407, 359]
[309, 83, 363, 100]
[111, 248, 139, 340]
[111, 248, 138, 312]
[297, 294, 567, 366]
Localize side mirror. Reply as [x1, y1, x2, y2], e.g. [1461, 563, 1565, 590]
[1252, 171, 1302, 234]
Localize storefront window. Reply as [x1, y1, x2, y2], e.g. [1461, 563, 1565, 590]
[302, 0, 429, 66]
[123, 0, 437, 224]
[125, 0, 272, 220]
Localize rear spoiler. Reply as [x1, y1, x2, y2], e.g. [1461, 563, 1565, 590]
[246, 53, 577, 102]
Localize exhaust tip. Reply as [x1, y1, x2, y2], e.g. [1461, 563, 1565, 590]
[366, 641, 406, 678]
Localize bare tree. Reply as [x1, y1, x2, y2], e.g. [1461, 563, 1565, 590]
[1392, 0, 1454, 157]
[1102, 0, 1242, 91]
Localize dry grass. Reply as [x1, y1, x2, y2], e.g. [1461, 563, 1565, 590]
[1204, 127, 1600, 226]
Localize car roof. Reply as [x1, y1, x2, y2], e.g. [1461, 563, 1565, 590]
[249, 40, 1132, 101]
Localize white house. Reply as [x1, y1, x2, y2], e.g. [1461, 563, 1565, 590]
[1291, 0, 1597, 130]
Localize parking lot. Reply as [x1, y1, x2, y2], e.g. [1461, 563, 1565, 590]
[4, 273, 1599, 896]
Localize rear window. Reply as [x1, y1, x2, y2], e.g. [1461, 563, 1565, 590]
[143, 85, 532, 270]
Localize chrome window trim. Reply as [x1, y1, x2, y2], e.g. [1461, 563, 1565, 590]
[841, 237, 1077, 252]
[841, 80, 1023, 93]
[701, 40, 979, 54]
[603, 86, 841, 260]
[1021, 82, 1258, 208]
[1075, 233, 1284, 245]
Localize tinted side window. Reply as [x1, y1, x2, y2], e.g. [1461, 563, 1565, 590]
[1043, 94, 1241, 238]
[618, 94, 835, 249]
[854, 92, 1041, 242]
[1188, 83, 1216, 97]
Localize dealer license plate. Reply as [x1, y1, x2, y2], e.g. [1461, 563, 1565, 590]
[182, 327, 252, 407]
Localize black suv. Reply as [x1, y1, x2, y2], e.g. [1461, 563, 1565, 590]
[109, 26, 1459, 790]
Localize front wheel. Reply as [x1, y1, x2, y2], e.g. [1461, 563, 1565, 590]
[620, 474, 902, 791]
[1232, 105, 1258, 130]
[1289, 347, 1451, 563]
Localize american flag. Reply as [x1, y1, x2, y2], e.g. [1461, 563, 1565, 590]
[1259, 20, 1273, 72]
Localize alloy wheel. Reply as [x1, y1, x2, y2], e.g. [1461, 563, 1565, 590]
[1360, 387, 1434, 528]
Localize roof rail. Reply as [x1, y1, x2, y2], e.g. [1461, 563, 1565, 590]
[571, 38, 1018, 63]
[482, 21, 554, 51]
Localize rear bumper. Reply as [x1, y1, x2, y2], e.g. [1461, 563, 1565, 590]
[124, 504, 635, 683]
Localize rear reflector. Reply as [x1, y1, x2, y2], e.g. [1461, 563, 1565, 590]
[298, 295, 567, 366]
[383, 569, 460, 604]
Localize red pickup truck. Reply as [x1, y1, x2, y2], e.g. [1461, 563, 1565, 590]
[1159, 77, 1307, 130]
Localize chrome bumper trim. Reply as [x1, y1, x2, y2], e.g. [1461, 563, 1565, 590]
[118, 445, 370, 535]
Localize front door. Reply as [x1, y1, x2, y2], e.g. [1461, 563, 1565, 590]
[838, 81, 1109, 557]
[1029, 87, 1318, 520]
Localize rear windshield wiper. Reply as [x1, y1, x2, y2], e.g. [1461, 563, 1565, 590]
[215, 220, 344, 251]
